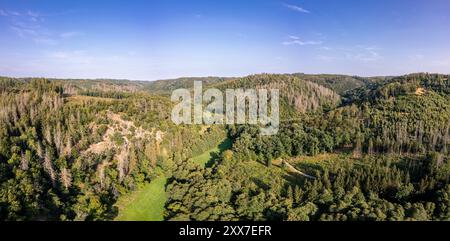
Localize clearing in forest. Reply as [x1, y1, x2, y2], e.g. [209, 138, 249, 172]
[114, 174, 167, 221]
[191, 138, 232, 167]
[114, 138, 232, 221]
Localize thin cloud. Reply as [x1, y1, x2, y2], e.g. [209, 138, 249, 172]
[9, 11, 21, 16]
[27, 11, 43, 22]
[3, 9, 84, 45]
[345, 46, 382, 62]
[4, 9, 45, 40]
[48, 50, 93, 64]
[10, 26, 37, 38]
[316, 45, 383, 63]
[282, 36, 322, 46]
[0, 9, 21, 16]
[319, 46, 333, 51]
[284, 3, 310, 13]
[27, 11, 40, 17]
[283, 40, 322, 46]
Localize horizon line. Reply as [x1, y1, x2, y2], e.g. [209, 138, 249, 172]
[1, 71, 448, 83]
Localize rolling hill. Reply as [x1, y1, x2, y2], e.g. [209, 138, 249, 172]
[0, 73, 448, 221]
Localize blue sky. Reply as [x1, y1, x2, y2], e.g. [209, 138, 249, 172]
[0, 0, 449, 80]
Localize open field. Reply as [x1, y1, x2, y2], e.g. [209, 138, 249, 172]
[191, 138, 232, 167]
[114, 175, 167, 221]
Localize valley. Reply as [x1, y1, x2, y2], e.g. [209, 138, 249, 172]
[0, 73, 449, 221]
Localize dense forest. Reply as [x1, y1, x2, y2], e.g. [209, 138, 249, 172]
[0, 73, 449, 221]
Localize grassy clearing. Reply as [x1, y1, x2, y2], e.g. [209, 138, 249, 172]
[114, 175, 167, 221]
[115, 138, 232, 221]
[191, 138, 232, 167]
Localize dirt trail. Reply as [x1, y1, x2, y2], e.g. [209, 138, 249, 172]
[273, 159, 316, 179]
[284, 161, 316, 179]
[415, 88, 426, 96]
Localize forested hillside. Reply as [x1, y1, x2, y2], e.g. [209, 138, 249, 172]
[0, 77, 226, 220]
[291, 73, 389, 95]
[211, 74, 341, 117]
[0, 73, 449, 221]
[166, 73, 450, 221]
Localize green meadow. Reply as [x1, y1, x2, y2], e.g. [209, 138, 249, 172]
[114, 175, 167, 221]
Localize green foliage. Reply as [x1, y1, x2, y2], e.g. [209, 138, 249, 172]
[164, 73, 450, 221]
[1, 73, 449, 221]
[0, 78, 227, 220]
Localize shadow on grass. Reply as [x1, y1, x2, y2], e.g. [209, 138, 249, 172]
[205, 138, 233, 168]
